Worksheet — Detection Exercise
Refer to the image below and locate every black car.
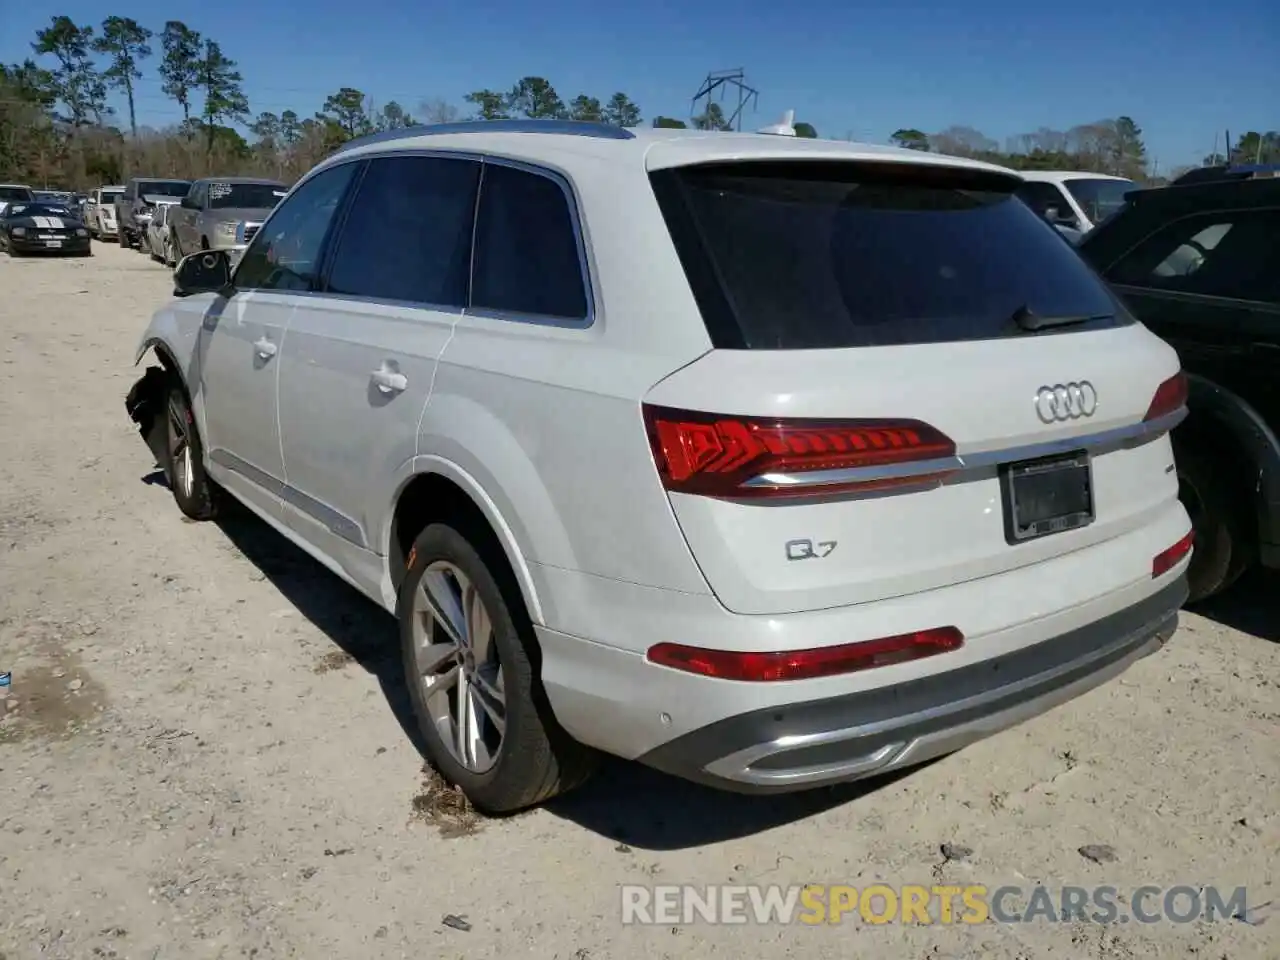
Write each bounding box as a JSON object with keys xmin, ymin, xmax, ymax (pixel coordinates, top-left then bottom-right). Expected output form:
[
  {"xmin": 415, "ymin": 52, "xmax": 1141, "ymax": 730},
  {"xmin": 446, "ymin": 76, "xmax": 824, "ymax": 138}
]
[
  {"xmin": 1078, "ymin": 175, "xmax": 1280, "ymax": 601},
  {"xmin": 0, "ymin": 200, "xmax": 92, "ymax": 257}
]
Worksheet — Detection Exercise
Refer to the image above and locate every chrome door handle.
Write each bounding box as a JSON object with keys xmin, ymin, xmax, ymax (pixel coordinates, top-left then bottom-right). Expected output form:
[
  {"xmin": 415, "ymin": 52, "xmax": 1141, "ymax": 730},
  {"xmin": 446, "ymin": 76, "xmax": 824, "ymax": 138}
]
[
  {"xmin": 371, "ymin": 367, "xmax": 407, "ymax": 394},
  {"xmin": 254, "ymin": 337, "xmax": 277, "ymax": 359}
]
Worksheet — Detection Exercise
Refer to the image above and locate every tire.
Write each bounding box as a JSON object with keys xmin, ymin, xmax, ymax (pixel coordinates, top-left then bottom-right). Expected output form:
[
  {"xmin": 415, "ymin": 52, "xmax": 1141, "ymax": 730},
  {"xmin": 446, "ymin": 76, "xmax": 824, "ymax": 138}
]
[
  {"xmin": 398, "ymin": 523, "xmax": 595, "ymax": 814},
  {"xmin": 163, "ymin": 379, "xmax": 220, "ymax": 521},
  {"xmin": 1175, "ymin": 437, "xmax": 1253, "ymax": 602}
]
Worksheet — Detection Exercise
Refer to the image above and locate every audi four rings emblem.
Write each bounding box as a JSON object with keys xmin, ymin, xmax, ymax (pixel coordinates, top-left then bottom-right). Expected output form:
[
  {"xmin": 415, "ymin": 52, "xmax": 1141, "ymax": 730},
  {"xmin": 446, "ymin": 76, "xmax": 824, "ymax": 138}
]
[{"xmin": 1035, "ymin": 381, "xmax": 1098, "ymax": 423}]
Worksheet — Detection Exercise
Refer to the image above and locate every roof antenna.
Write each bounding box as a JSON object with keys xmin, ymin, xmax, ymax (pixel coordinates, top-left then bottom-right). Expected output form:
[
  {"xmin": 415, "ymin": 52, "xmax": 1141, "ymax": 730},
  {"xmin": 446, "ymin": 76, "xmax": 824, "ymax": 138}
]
[{"xmin": 758, "ymin": 109, "xmax": 797, "ymax": 137}]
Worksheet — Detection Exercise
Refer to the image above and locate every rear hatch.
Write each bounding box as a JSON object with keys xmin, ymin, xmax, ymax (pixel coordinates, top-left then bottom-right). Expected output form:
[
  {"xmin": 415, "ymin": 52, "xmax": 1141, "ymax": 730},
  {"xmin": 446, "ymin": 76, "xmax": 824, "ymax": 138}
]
[{"xmin": 643, "ymin": 157, "xmax": 1184, "ymax": 615}]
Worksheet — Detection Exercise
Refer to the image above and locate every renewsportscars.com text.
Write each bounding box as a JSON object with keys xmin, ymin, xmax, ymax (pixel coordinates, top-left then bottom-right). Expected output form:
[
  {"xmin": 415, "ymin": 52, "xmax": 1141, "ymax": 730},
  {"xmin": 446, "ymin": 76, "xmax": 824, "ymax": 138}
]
[{"xmin": 620, "ymin": 884, "xmax": 1250, "ymax": 926}]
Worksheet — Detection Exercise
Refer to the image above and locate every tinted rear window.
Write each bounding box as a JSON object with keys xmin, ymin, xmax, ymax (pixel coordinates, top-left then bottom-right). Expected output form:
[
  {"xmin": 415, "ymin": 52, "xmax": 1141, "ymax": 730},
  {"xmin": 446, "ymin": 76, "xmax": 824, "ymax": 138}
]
[{"xmin": 651, "ymin": 161, "xmax": 1126, "ymax": 349}]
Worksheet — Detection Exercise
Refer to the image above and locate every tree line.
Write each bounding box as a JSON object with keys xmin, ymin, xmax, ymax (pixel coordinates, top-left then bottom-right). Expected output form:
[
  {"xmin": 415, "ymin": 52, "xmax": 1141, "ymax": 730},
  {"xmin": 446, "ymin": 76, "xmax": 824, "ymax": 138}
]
[
  {"xmin": 2, "ymin": 15, "xmax": 664, "ymax": 188},
  {"xmin": 5, "ymin": 14, "xmax": 1273, "ymax": 191},
  {"xmin": 889, "ymin": 121, "xmax": 1280, "ymax": 184}
]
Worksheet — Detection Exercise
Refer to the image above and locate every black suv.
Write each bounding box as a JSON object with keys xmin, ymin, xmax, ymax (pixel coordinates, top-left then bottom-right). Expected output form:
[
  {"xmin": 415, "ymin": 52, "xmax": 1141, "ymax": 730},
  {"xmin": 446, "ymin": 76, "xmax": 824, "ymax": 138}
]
[{"xmin": 1078, "ymin": 175, "xmax": 1280, "ymax": 602}]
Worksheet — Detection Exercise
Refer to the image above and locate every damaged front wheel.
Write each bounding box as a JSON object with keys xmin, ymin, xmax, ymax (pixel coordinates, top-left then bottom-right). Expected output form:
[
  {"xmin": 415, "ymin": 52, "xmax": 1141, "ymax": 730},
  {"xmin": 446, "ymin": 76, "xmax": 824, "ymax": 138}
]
[{"xmin": 164, "ymin": 382, "xmax": 221, "ymax": 521}]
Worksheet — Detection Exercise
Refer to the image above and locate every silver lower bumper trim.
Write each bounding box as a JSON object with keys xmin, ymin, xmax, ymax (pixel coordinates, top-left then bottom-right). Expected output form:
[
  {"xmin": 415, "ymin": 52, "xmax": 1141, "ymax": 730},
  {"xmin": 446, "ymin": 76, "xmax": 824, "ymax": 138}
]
[{"xmin": 703, "ymin": 612, "xmax": 1177, "ymax": 788}]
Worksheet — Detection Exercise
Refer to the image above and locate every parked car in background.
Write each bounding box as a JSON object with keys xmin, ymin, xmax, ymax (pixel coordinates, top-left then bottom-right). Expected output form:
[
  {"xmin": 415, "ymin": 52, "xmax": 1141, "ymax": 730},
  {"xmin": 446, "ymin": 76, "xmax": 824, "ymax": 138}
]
[
  {"xmin": 115, "ymin": 177, "xmax": 191, "ymax": 249},
  {"xmin": 1171, "ymin": 163, "xmax": 1280, "ymax": 186},
  {"xmin": 85, "ymin": 185, "xmax": 125, "ymax": 240},
  {"xmin": 0, "ymin": 198, "xmax": 91, "ymax": 257},
  {"xmin": 127, "ymin": 121, "xmax": 1191, "ymax": 814},
  {"xmin": 1078, "ymin": 173, "xmax": 1280, "ymax": 601},
  {"xmin": 1015, "ymin": 171, "xmax": 1135, "ymax": 234},
  {"xmin": 169, "ymin": 177, "xmax": 288, "ymax": 262},
  {"xmin": 145, "ymin": 201, "xmax": 180, "ymax": 265},
  {"xmin": 0, "ymin": 183, "xmax": 35, "ymax": 217}
]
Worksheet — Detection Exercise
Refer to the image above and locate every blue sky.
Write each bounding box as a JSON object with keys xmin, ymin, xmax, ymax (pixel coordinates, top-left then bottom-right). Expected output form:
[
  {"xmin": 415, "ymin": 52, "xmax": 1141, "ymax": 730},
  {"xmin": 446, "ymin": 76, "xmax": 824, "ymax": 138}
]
[{"xmin": 3, "ymin": 0, "xmax": 1276, "ymax": 169}]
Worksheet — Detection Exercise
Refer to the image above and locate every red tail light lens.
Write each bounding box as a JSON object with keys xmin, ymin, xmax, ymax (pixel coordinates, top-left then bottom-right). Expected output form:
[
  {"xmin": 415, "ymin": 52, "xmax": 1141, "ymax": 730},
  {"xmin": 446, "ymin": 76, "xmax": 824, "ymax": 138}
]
[
  {"xmin": 643, "ymin": 405, "xmax": 957, "ymax": 499},
  {"xmin": 1144, "ymin": 372, "xmax": 1188, "ymax": 422},
  {"xmin": 1152, "ymin": 530, "xmax": 1194, "ymax": 578},
  {"xmin": 647, "ymin": 628, "xmax": 964, "ymax": 682}
]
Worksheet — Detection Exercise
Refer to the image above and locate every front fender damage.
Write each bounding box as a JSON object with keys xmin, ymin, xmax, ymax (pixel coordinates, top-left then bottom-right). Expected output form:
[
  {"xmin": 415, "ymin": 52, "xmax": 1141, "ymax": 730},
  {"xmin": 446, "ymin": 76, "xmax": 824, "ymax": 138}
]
[{"xmin": 126, "ymin": 365, "xmax": 171, "ymax": 474}]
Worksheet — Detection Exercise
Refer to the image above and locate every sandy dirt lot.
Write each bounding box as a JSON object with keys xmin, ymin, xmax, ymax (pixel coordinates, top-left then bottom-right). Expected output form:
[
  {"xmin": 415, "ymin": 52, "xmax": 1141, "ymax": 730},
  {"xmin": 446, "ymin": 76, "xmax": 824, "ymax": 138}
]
[{"xmin": 0, "ymin": 243, "xmax": 1276, "ymax": 959}]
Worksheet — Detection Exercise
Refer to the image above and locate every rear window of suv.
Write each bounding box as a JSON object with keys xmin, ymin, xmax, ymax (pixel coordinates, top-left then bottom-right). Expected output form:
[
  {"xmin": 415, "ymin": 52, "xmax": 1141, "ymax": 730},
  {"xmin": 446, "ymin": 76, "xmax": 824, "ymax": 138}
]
[{"xmin": 651, "ymin": 160, "xmax": 1126, "ymax": 349}]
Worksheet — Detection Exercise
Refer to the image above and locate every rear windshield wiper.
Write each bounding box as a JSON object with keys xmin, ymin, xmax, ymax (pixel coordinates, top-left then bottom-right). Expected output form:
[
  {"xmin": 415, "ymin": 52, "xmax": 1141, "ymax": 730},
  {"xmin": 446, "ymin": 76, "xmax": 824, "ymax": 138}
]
[{"xmin": 1010, "ymin": 305, "xmax": 1113, "ymax": 333}]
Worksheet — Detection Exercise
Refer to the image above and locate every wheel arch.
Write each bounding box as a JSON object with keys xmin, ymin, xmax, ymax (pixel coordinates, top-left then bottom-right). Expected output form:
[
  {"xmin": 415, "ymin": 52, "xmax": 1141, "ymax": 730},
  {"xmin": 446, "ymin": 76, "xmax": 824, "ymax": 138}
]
[
  {"xmin": 1182, "ymin": 373, "xmax": 1280, "ymax": 560},
  {"xmin": 386, "ymin": 458, "xmax": 544, "ymax": 624}
]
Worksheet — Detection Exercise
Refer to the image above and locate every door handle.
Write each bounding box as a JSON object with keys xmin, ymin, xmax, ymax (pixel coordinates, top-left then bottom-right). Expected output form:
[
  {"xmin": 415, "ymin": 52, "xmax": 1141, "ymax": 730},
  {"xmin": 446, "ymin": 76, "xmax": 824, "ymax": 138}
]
[
  {"xmin": 371, "ymin": 366, "xmax": 407, "ymax": 394},
  {"xmin": 1251, "ymin": 341, "xmax": 1280, "ymax": 353},
  {"xmin": 254, "ymin": 337, "xmax": 277, "ymax": 359}
]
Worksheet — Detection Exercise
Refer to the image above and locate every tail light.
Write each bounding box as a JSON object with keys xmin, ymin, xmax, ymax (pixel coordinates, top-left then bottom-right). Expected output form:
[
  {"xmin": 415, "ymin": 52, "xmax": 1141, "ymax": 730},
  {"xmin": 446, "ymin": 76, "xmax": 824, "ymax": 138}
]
[
  {"xmin": 647, "ymin": 628, "xmax": 964, "ymax": 682},
  {"xmin": 643, "ymin": 405, "xmax": 957, "ymax": 500},
  {"xmin": 1152, "ymin": 530, "xmax": 1193, "ymax": 578},
  {"xmin": 1144, "ymin": 372, "xmax": 1188, "ymax": 421}
]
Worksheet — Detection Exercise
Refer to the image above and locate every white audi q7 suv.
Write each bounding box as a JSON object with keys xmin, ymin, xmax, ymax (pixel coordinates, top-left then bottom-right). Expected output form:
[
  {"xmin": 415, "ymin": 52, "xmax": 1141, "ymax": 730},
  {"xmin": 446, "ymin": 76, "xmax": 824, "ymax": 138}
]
[{"xmin": 127, "ymin": 120, "xmax": 1193, "ymax": 813}]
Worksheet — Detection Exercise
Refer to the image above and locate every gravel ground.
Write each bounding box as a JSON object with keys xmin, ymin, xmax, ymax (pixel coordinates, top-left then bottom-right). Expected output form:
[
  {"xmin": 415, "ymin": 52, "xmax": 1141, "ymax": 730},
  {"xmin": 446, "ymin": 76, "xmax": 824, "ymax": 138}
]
[{"xmin": 0, "ymin": 243, "xmax": 1276, "ymax": 960}]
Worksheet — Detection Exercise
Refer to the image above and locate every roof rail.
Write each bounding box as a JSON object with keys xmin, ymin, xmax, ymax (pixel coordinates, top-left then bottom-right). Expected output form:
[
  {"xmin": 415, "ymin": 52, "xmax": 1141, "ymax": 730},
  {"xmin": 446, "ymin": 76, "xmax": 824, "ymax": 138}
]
[{"xmin": 334, "ymin": 119, "xmax": 636, "ymax": 154}]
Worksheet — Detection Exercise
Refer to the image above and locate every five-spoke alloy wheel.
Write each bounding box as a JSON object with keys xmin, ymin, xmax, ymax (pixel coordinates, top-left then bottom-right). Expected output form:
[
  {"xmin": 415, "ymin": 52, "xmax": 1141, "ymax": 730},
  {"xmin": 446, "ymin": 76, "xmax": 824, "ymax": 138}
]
[
  {"xmin": 398, "ymin": 523, "xmax": 595, "ymax": 813},
  {"xmin": 412, "ymin": 560, "xmax": 507, "ymax": 772}
]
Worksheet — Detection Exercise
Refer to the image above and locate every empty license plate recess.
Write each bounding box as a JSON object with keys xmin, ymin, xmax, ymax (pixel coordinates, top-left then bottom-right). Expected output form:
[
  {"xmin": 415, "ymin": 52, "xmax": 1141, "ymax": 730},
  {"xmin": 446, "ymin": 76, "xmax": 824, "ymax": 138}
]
[{"xmin": 1000, "ymin": 452, "xmax": 1094, "ymax": 544}]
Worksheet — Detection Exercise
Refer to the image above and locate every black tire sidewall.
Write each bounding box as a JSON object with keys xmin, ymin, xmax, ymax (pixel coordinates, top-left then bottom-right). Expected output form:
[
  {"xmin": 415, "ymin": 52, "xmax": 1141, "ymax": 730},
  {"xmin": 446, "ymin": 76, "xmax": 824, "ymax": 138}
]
[
  {"xmin": 397, "ymin": 523, "xmax": 552, "ymax": 813},
  {"xmin": 1175, "ymin": 437, "xmax": 1250, "ymax": 602}
]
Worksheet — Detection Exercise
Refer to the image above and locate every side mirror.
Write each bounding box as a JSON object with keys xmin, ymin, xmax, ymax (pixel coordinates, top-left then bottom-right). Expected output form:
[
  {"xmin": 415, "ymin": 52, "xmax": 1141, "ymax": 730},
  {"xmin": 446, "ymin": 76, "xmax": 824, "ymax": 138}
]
[
  {"xmin": 1044, "ymin": 205, "xmax": 1079, "ymax": 229},
  {"xmin": 174, "ymin": 250, "xmax": 232, "ymax": 298},
  {"xmin": 180, "ymin": 196, "xmax": 198, "ymax": 209}
]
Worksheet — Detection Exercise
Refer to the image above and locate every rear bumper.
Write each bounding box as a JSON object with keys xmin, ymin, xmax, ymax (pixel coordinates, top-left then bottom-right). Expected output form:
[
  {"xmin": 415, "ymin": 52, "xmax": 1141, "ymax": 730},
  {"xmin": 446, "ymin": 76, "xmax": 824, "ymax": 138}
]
[{"xmin": 635, "ymin": 577, "xmax": 1184, "ymax": 792}]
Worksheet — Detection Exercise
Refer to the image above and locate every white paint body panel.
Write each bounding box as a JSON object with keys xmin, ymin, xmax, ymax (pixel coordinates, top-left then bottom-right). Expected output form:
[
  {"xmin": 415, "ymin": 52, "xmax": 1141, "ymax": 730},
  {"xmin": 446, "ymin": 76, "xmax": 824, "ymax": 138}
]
[
  {"xmin": 646, "ymin": 324, "xmax": 1182, "ymax": 614},
  {"xmin": 133, "ymin": 126, "xmax": 1190, "ymax": 769}
]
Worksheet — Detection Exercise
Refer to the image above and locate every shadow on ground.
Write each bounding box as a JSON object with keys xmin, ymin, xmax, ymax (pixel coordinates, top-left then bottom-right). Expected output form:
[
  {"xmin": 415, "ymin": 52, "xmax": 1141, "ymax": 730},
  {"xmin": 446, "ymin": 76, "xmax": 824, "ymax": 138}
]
[
  {"xmin": 1190, "ymin": 568, "xmax": 1280, "ymax": 642},
  {"xmin": 184, "ymin": 496, "xmax": 898, "ymax": 847},
  {"xmin": 544, "ymin": 759, "xmax": 919, "ymax": 850},
  {"xmin": 212, "ymin": 503, "xmax": 424, "ymax": 756}
]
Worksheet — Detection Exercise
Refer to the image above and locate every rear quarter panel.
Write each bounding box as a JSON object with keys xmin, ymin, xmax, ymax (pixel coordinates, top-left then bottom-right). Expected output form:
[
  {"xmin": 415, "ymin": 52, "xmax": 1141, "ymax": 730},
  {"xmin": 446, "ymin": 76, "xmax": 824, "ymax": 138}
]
[{"xmin": 414, "ymin": 155, "xmax": 719, "ymax": 628}]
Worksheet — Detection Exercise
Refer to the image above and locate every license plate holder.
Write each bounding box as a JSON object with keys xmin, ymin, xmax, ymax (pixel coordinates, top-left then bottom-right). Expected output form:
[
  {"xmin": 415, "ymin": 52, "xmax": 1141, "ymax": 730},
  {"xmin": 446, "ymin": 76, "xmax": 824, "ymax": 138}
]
[{"xmin": 1000, "ymin": 452, "xmax": 1094, "ymax": 544}]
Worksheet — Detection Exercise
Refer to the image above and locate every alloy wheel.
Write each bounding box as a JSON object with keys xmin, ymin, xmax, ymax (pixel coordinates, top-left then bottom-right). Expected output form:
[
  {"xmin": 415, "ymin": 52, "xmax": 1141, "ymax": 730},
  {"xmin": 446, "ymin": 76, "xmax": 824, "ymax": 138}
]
[
  {"xmin": 166, "ymin": 397, "xmax": 194, "ymax": 501},
  {"xmin": 411, "ymin": 560, "xmax": 506, "ymax": 773}
]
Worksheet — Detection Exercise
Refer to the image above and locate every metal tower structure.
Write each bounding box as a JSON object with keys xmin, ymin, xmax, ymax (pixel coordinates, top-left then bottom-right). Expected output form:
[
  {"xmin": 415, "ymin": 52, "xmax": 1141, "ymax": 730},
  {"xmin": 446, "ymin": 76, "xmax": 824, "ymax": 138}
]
[{"xmin": 690, "ymin": 69, "xmax": 759, "ymax": 132}]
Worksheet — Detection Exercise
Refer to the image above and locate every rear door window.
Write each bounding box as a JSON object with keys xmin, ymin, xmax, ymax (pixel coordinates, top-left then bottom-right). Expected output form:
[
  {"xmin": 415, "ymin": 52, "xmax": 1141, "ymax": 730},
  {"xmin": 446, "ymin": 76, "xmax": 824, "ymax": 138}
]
[
  {"xmin": 471, "ymin": 162, "xmax": 589, "ymax": 321},
  {"xmin": 325, "ymin": 155, "xmax": 480, "ymax": 307},
  {"xmin": 651, "ymin": 161, "xmax": 1124, "ymax": 349},
  {"xmin": 1106, "ymin": 209, "xmax": 1280, "ymax": 304}
]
